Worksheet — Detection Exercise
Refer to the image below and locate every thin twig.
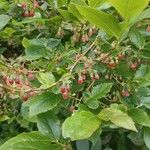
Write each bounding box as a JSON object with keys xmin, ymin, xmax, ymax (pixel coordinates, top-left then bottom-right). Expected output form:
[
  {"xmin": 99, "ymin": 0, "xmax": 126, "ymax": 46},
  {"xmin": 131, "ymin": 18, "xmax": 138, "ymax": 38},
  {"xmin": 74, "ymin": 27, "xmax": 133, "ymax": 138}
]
[
  {"xmin": 69, "ymin": 36, "xmax": 99, "ymax": 73},
  {"xmin": 98, "ymin": 101, "xmax": 108, "ymax": 108},
  {"xmin": 24, "ymin": 73, "xmax": 72, "ymax": 93},
  {"xmin": 112, "ymin": 75, "xmax": 124, "ymax": 87},
  {"xmin": 29, "ymin": 0, "xmax": 50, "ymax": 17},
  {"xmin": 136, "ymin": 104, "xmax": 143, "ymax": 108},
  {"xmin": 87, "ymin": 80, "xmax": 95, "ymax": 91}
]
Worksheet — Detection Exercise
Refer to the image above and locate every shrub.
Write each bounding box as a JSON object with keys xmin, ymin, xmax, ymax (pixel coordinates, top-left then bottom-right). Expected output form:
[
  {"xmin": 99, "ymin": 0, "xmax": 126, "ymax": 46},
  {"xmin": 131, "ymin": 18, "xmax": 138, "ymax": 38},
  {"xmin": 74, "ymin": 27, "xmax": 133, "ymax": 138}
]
[{"xmin": 0, "ymin": 0, "xmax": 150, "ymax": 150}]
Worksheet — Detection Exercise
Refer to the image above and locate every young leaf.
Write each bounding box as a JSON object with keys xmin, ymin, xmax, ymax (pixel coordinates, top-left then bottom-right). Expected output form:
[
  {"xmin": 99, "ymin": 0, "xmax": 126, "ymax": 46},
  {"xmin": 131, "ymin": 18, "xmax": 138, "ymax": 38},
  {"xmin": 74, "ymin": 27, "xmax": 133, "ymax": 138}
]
[
  {"xmin": 37, "ymin": 111, "xmax": 61, "ymax": 140},
  {"xmin": 128, "ymin": 109, "xmax": 150, "ymax": 127},
  {"xmin": 98, "ymin": 108, "xmax": 137, "ymax": 132},
  {"xmin": 24, "ymin": 92, "xmax": 61, "ymax": 117},
  {"xmin": 0, "ymin": 132, "xmax": 63, "ymax": 150},
  {"xmin": 62, "ymin": 111, "xmax": 100, "ymax": 141},
  {"xmin": 144, "ymin": 128, "xmax": 150, "ymax": 149},
  {"xmin": 76, "ymin": 5, "xmax": 122, "ymax": 38},
  {"xmin": 109, "ymin": 0, "xmax": 149, "ymax": 21},
  {"xmin": 0, "ymin": 15, "xmax": 10, "ymax": 30}
]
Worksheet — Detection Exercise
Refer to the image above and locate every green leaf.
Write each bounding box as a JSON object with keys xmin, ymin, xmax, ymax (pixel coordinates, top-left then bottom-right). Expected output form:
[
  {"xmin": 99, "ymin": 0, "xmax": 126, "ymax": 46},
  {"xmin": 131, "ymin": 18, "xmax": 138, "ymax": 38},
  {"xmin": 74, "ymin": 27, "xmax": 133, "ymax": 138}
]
[
  {"xmin": 91, "ymin": 137, "xmax": 102, "ymax": 150},
  {"xmin": 87, "ymin": 83, "xmax": 113, "ymax": 100},
  {"xmin": 129, "ymin": 28, "xmax": 145, "ymax": 49},
  {"xmin": 98, "ymin": 108, "xmax": 116, "ymax": 121},
  {"xmin": 71, "ymin": 0, "xmax": 87, "ymax": 5},
  {"xmin": 57, "ymin": 0, "xmax": 68, "ymax": 8},
  {"xmin": 85, "ymin": 83, "xmax": 113, "ymax": 109},
  {"xmin": 22, "ymin": 38, "xmax": 47, "ymax": 60},
  {"xmin": 22, "ymin": 38, "xmax": 61, "ymax": 60},
  {"xmin": 88, "ymin": 0, "xmax": 107, "ymax": 8},
  {"xmin": 140, "ymin": 97, "xmax": 150, "ymax": 110},
  {"xmin": 21, "ymin": 103, "xmax": 30, "ymax": 120},
  {"xmin": 76, "ymin": 5, "xmax": 121, "ymax": 38},
  {"xmin": 46, "ymin": 38, "xmax": 61, "ymax": 49},
  {"xmin": 141, "ymin": 49, "xmax": 150, "ymax": 59},
  {"xmin": 0, "ymin": 0, "xmax": 9, "ymax": 10},
  {"xmin": 89, "ymin": 128, "xmax": 102, "ymax": 145},
  {"xmin": 0, "ymin": 132, "xmax": 62, "ymax": 150},
  {"xmin": 134, "ymin": 65, "xmax": 149, "ymax": 79},
  {"xmin": 0, "ymin": 27, "xmax": 16, "ymax": 37},
  {"xmin": 37, "ymin": 111, "xmax": 61, "ymax": 140},
  {"xmin": 98, "ymin": 108, "xmax": 137, "ymax": 132},
  {"xmin": 128, "ymin": 132, "xmax": 144, "ymax": 146},
  {"xmin": 109, "ymin": 0, "xmax": 149, "ymax": 21},
  {"xmin": 141, "ymin": 43, "xmax": 150, "ymax": 59},
  {"xmin": 24, "ymin": 92, "xmax": 61, "ymax": 117},
  {"xmin": 25, "ymin": 45, "xmax": 47, "ymax": 60},
  {"xmin": 22, "ymin": 37, "xmax": 31, "ymax": 48},
  {"xmin": 110, "ymin": 113, "xmax": 137, "ymax": 132},
  {"xmin": 134, "ymin": 65, "xmax": 150, "ymax": 87},
  {"xmin": 128, "ymin": 109, "xmax": 150, "ymax": 127},
  {"xmin": 76, "ymin": 140, "xmax": 90, "ymax": 150},
  {"xmin": 48, "ymin": 0, "xmax": 68, "ymax": 8},
  {"xmin": 62, "ymin": 111, "xmax": 100, "ymax": 141},
  {"xmin": 138, "ymin": 87, "xmax": 150, "ymax": 97},
  {"xmin": 37, "ymin": 72, "xmax": 55, "ymax": 89},
  {"xmin": 86, "ymin": 100, "xmax": 99, "ymax": 109},
  {"xmin": 0, "ymin": 60, "xmax": 8, "ymax": 71},
  {"xmin": 144, "ymin": 128, "xmax": 150, "ymax": 149},
  {"xmin": 68, "ymin": 3, "xmax": 84, "ymax": 20},
  {"xmin": 58, "ymin": 9, "xmax": 78, "ymax": 21},
  {"xmin": 68, "ymin": 0, "xmax": 87, "ymax": 20},
  {"xmin": 0, "ymin": 15, "xmax": 10, "ymax": 30},
  {"xmin": 131, "ymin": 8, "xmax": 150, "ymax": 24},
  {"xmin": 0, "ymin": 115, "xmax": 9, "ymax": 122}
]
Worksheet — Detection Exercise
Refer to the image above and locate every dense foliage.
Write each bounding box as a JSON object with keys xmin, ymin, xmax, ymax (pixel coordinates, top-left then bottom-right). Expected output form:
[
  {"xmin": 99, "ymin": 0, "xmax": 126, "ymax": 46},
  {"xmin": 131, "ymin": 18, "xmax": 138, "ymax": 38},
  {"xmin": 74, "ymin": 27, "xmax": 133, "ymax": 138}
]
[{"xmin": 0, "ymin": 0, "xmax": 150, "ymax": 150}]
